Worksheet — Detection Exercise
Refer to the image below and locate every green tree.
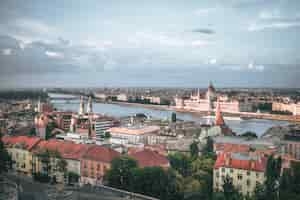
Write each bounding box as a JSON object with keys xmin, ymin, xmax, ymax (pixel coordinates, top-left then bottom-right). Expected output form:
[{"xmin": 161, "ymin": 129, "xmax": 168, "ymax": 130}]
[
  {"xmin": 171, "ymin": 112, "xmax": 177, "ymax": 122},
  {"xmin": 105, "ymin": 156, "xmax": 138, "ymax": 190},
  {"xmin": 190, "ymin": 141, "xmax": 199, "ymax": 159},
  {"xmin": 240, "ymin": 131, "xmax": 257, "ymax": 139},
  {"xmin": 129, "ymin": 167, "xmax": 182, "ymax": 200},
  {"xmin": 168, "ymin": 153, "xmax": 192, "ymax": 177},
  {"xmin": 203, "ymin": 136, "xmax": 214, "ymax": 155},
  {"xmin": 57, "ymin": 158, "xmax": 67, "ymax": 172},
  {"xmin": 29, "ymin": 128, "xmax": 36, "ymax": 136},
  {"xmin": 252, "ymin": 183, "xmax": 266, "ymax": 200},
  {"xmin": 0, "ymin": 133, "xmax": 11, "ymax": 174},
  {"xmin": 265, "ymin": 156, "xmax": 281, "ymax": 200},
  {"xmin": 222, "ymin": 175, "xmax": 242, "ymax": 200}
]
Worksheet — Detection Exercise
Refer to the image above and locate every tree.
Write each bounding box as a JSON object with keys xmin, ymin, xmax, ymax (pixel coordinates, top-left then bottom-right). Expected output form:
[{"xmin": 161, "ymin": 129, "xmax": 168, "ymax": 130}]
[
  {"xmin": 129, "ymin": 167, "xmax": 182, "ymax": 200},
  {"xmin": 171, "ymin": 112, "xmax": 177, "ymax": 122},
  {"xmin": 279, "ymin": 162, "xmax": 300, "ymax": 199},
  {"xmin": 0, "ymin": 133, "xmax": 11, "ymax": 174},
  {"xmin": 240, "ymin": 131, "xmax": 257, "ymax": 139},
  {"xmin": 105, "ymin": 156, "xmax": 138, "ymax": 190},
  {"xmin": 57, "ymin": 158, "xmax": 67, "ymax": 172},
  {"xmin": 168, "ymin": 153, "xmax": 192, "ymax": 177},
  {"xmin": 104, "ymin": 131, "xmax": 111, "ymax": 139},
  {"xmin": 265, "ymin": 155, "xmax": 281, "ymax": 200},
  {"xmin": 252, "ymin": 183, "xmax": 266, "ymax": 200},
  {"xmin": 203, "ymin": 136, "xmax": 214, "ymax": 155},
  {"xmin": 222, "ymin": 175, "xmax": 242, "ymax": 200},
  {"xmin": 29, "ymin": 128, "xmax": 36, "ymax": 136},
  {"xmin": 190, "ymin": 141, "xmax": 199, "ymax": 159}
]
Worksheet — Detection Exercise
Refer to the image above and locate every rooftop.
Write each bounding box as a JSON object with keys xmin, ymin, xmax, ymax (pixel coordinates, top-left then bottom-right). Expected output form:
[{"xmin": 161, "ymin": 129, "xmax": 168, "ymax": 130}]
[
  {"xmin": 108, "ymin": 125, "xmax": 160, "ymax": 135},
  {"xmin": 214, "ymin": 152, "xmax": 267, "ymax": 172},
  {"xmin": 3, "ymin": 136, "xmax": 41, "ymax": 150},
  {"xmin": 82, "ymin": 145, "xmax": 120, "ymax": 163},
  {"xmin": 129, "ymin": 149, "xmax": 169, "ymax": 168}
]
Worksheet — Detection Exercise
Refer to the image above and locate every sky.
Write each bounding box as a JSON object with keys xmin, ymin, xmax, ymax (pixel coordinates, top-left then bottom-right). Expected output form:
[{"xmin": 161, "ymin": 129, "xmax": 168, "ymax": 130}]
[{"xmin": 0, "ymin": 0, "xmax": 300, "ymax": 88}]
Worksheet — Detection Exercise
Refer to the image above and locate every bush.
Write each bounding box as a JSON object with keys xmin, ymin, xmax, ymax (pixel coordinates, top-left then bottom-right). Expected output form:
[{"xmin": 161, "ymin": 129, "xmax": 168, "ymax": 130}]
[{"xmin": 33, "ymin": 172, "xmax": 50, "ymax": 183}]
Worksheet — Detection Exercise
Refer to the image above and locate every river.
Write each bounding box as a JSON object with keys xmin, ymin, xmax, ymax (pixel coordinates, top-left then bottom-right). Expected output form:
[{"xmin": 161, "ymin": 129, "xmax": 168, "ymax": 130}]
[{"xmin": 51, "ymin": 98, "xmax": 289, "ymax": 137}]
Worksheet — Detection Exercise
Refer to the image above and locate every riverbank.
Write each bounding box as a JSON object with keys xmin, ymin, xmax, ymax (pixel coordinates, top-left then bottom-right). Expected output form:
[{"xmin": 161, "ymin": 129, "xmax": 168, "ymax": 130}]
[{"xmin": 106, "ymin": 101, "xmax": 300, "ymax": 123}]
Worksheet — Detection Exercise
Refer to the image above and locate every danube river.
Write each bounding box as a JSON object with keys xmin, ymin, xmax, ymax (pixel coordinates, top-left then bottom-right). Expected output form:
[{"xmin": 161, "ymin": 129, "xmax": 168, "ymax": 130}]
[{"xmin": 51, "ymin": 99, "xmax": 289, "ymax": 137}]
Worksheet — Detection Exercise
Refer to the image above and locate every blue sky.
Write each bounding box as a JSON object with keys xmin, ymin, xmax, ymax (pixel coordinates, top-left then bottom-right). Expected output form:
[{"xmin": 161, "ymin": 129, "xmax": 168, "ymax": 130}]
[{"xmin": 0, "ymin": 0, "xmax": 300, "ymax": 88}]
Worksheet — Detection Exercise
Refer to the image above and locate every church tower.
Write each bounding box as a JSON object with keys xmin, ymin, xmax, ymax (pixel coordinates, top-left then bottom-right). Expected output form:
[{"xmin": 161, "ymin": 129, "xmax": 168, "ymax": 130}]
[
  {"xmin": 215, "ymin": 99, "xmax": 225, "ymax": 126},
  {"xmin": 87, "ymin": 96, "xmax": 93, "ymax": 114},
  {"xmin": 79, "ymin": 96, "xmax": 85, "ymax": 115}
]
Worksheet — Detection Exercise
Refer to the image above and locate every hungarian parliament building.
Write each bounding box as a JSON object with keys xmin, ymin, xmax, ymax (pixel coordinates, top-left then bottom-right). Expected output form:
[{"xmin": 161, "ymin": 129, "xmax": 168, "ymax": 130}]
[{"xmin": 174, "ymin": 83, "xmax": 253, "ymax": 114}]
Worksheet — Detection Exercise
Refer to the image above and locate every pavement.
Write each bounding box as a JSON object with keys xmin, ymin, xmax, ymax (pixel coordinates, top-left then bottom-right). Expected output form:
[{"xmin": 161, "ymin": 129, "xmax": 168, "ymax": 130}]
[{"xmin": 4, "ymin": 172, "xmax": 127, "ymax": 200}]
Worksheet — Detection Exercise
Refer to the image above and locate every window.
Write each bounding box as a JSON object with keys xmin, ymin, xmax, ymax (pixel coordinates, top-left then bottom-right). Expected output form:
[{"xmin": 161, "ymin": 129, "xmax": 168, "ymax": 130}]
[
  {"xmin": 237, "ymin": 174, "xmax": 243, "ymax": 180},
  {"xmin": 230, "ymin": 169, "xmax": 233, "ymax": 173},
  {"xmin": 247, "ymin": 171, "xmax": 251, "ymax": 176},
  {"xmin": 221, "ymin": 168, "xmax": 225, "ymax": 173},
  {"xmin": 256, "ymin": 173, "xmax": 259, "ymax": 178},
  {"xmin": 247, "ymin": 179, "xmax": 251, "ymax": 186},
  {"xmin": 216, "ymin": 172, "xmax": 220, "ymax": 178},
  {"xmin": 97, "ymin": 164, "xmax": 101, "ymax": 171}
]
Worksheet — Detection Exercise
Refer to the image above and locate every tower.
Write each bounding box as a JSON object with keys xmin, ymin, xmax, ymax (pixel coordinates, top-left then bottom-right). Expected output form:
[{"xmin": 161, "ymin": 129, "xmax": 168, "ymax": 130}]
[
  {"xmin": 79, "ymin": 96, "xmax": 85, "ymax": 115},
  {"xmin": 215, "ymin": 99, "xmax": 225, "ymax": 126},
  {"xmin": 37, "ymin": 98, "xmax": 41, "ymax": 113},
  {"xmin": 70, "ymin": 115, "xmax": 77, "ymax": 133},
  {"xmin": 87, "ymin": 96, "xmax": 93, "ymax": 114},
  {"xmin": 197, "ymin": 88, "xmax": 200, "ymax": 101},
  {"xmin": 206, "ymin": 92, "xmax": 213, "ymax": 125},
  {"xmin": 35, "ymin": 114, "xmax": 48, "ymax": 139}
]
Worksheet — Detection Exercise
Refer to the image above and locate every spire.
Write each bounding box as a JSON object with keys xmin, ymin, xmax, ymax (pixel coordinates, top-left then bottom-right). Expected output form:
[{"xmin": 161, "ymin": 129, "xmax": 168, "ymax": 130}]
[
  {"xmin": 206, "ymin": 93, "xmax": 213, "ymax": 125},
  {"xmin": 37, "ymin": 98, "xmax": 41, "ymax": 113},
  {"xmin": 70, "ymin": 115, "xmax": 77, "ymax": 132},
  {"xmin": 87, "ymin": 96, "xmax": 93, "ymax": 113},
  {"xmin": 79, "ymin": 96, "xmax": 85, "ymax": 115},
  {"xmin": 215, "ymin": 98, "xmax": 225, "ymax": 126},
  {"xmin": 197, "ymin": 88, "xmax": 200, "ymax": 100}
]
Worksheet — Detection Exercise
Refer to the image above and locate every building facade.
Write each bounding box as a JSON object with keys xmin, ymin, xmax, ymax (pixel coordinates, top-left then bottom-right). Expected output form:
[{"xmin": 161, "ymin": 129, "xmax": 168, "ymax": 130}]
[
  {"xmin": 3, "ymin": 136, "xmax": 41, "ymax": 175},
  {"xmin": 80, "ymin": 145, "xmax": 120, "ymax": 185},
  {"xmin": 213, "ymin": 152, "xmax": 267, "ymax": 196}
]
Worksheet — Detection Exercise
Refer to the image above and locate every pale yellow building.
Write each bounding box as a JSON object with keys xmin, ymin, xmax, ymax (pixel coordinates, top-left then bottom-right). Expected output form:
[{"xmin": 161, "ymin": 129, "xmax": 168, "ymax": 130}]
[
  {"xmin": 3, "ymin": 136, "xmax": 41, "ymax": 176},
  {"xmin": 213, "ymin": 152, "xmax": 267, "ymax": 196}
]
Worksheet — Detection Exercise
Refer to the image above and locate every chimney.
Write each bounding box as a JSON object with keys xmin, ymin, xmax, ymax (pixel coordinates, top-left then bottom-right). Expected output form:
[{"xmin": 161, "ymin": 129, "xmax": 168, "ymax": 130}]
[
  {"xmin": 225, "ymin": 153, "xmax": 231, "ymax": 166},
  {"xmin": 250, "ymin": 160, "xmax": 255, "ymax": 169}
]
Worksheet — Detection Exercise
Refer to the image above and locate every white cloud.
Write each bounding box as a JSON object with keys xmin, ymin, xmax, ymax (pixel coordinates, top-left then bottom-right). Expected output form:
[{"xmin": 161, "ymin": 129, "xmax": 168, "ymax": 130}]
[
  {"xmin": 2, "ymin": 48, "xmax": 12, "ymax": 55},
  {"xmin": 208, "ymin": 58, "xmax": 217, "ymax": 64},
  {"xmin": 45, "ymin": 51, "xmax": 64, "ymax": 59},
  {"xmin": 248, "ymin": 21, "xmax": 300, "ymax": 31},
  {"xmin": 259, "ymin": 10, "xmax": 281, "ymax": 20},
  {"xmin": 248, "ymin": 62, "xmax": 264, "ymax": 71},
  {"xmin": 191, "ymin": 40, "xmax": 211, "ymax": 47},
  {"xmin": 249, "ymin": 9, "xmax": 300, "ymax": 31},
  {"xmin": 194, "ymin": 8, "xmax": 216, "ymax": 16},
  {"xmin": 16, "ymin": 19, "xmax": 57, "ymax": 34}
]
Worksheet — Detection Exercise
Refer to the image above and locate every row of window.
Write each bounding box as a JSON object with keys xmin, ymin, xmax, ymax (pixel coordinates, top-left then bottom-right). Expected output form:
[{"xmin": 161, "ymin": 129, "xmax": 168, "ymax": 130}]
[{"xmin": 219, "ymin": 168, "xmax": 260, "ymax": 179}]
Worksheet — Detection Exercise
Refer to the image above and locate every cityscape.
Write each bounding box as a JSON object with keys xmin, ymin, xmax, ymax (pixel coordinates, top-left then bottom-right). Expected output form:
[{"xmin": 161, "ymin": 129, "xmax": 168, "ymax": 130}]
[{"xmin": 1, "ymin": 1, "xmax": 300, "ymax": 200}]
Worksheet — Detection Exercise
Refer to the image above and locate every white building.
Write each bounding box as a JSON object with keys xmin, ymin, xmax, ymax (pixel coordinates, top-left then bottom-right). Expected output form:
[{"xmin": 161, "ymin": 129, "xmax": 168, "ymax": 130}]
[{"xmin": 107, "ymin": 125, "xmax": 160, "ymax": 146}]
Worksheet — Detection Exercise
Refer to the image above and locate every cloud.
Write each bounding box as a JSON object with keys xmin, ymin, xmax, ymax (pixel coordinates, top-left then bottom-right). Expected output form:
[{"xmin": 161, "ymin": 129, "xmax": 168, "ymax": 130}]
[
  {"xmin": 249, "ymin": 9, "xmax": 300, "ymax": 31},
  {"xmin": 208, "ymin": 58, "xmax": 217, "ymax": 65},
  {"xmin": 248, "ymin": 21, "xmax": 300, "ymax": 31},
  {"xmin": 45, "ymin": 51, "xmax": 64, "ymax": 59},
  {"xmin": 192, "ymin": 28, "xmax": 215, "ymax": 34},
  {"xmin": 248, "ymin": 62, "xmax": 265, "ymax": 71},
  {"xmin": 2, "ymin": 48, "xmax": 12, "ymax": 55},
  {"xmin": 194, "ymin": 8, "xmax": 216, "ymax": 16}
]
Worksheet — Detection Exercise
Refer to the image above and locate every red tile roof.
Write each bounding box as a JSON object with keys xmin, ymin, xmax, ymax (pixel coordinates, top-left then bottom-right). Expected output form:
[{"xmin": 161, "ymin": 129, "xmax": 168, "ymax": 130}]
[
  {"xmin": 33, "ymin": 139, "xmax": 89, "ymax": 160},
  {"xmin": 82, "ymin": 145, "xmax": 120, "ymax": 163},
  {"xmin": 214, "ymin": 152, "xmax": 267, "ymax": 172},
  {"xmin": 2, "ymin": 136, "xmax": 41, "ymax": 151},
  {"xmin": 129, "ymin": 149, "xmax": 170, "ymax": 168}
]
